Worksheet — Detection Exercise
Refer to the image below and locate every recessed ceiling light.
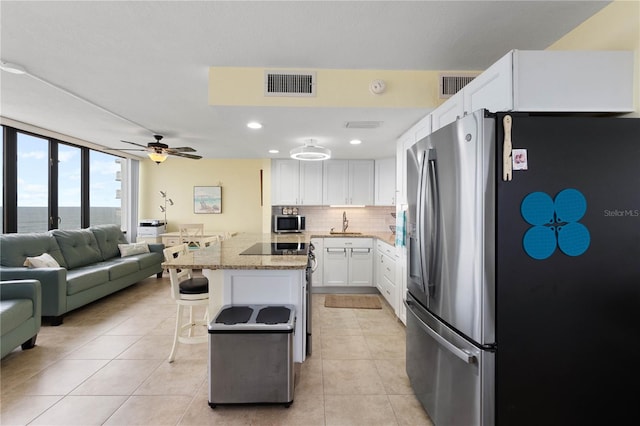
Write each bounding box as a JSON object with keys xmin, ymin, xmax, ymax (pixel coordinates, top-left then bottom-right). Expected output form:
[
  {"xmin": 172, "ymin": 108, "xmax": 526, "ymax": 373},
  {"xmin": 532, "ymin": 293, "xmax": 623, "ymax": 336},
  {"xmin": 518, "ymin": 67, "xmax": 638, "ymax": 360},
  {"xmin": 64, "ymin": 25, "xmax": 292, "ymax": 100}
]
[
  {"xmin": 350, "ymin": 139, "xmax": 362, "ymax": 145},
  {"xmin": 268, "ymin": 149, "xmax": 279, "ymax": 154},
  {"xmin": 247, "ymin": 121, "xmax": 262, "ymax": 129}
]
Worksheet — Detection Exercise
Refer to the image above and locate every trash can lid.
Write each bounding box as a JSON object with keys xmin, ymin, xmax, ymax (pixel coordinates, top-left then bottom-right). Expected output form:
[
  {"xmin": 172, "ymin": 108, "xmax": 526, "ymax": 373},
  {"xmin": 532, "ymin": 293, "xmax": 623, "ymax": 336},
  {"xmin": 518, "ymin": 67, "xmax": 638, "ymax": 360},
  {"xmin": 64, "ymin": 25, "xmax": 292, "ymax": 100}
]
[
  {"xmin": 256, "ymin": 306, "xmax": 291, "ymax": 324},
  {"xmin": 214, "ymin": 306, "xmax": 254, "ymax": 325}
]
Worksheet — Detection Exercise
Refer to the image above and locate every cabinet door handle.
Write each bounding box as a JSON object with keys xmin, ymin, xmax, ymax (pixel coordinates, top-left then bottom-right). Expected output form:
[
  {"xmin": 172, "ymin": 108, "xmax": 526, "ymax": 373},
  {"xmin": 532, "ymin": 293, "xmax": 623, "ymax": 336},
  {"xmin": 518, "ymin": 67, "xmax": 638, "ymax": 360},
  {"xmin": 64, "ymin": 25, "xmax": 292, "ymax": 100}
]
[{"xmin": 326, "ymin": 248, "xmax": 346, "ymax": 253}]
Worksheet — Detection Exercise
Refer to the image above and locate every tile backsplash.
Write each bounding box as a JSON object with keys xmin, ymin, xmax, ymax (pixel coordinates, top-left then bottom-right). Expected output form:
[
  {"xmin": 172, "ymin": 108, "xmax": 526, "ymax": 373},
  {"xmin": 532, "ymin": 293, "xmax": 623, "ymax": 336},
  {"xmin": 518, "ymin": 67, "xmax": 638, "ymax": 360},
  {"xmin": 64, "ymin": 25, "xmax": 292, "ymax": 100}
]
[{"xmin": 272, "ymin": 206, "xmax": 395, "ymax": 233}]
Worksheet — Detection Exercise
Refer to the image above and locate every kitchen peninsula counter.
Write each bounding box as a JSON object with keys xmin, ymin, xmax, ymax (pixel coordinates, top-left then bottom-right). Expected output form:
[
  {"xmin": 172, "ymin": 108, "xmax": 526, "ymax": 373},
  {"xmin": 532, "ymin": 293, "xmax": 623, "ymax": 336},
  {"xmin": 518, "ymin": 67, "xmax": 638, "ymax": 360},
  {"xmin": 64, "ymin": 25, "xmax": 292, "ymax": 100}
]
[
  {"xmin": 162, "ymin": 232, "xmax": 309, "ymax": 362},
  {"xmin": 162, "ymin": 233, "xmax": 309, "ymax": 271}
]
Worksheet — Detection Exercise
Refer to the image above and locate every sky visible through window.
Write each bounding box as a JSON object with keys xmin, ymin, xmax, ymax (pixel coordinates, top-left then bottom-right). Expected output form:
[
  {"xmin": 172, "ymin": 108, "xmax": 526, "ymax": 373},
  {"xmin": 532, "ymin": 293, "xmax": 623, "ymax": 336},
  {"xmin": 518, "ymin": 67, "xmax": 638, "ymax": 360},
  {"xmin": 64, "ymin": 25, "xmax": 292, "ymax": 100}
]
[{"xmin": 17, "ymin": 133, "xmax": 121, "ymax": 208}]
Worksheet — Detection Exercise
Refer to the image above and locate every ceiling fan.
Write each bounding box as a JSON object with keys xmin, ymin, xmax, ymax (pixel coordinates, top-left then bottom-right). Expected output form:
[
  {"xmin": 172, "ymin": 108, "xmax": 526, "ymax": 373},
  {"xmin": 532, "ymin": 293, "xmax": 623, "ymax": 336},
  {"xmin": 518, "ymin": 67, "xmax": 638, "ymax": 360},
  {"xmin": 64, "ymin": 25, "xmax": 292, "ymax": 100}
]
[{"xmin": 112, "ymin": 134, "xmax": 202, "ymax": 163}]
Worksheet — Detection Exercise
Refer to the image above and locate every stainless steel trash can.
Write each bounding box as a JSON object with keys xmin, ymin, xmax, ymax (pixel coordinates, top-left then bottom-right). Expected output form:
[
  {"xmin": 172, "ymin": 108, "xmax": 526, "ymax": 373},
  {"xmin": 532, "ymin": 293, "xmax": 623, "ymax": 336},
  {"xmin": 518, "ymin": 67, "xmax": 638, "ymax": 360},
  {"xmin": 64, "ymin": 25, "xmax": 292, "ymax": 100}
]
[{"xmin": 208, "ymin": 304, "xmax": 295, "ymax": 408}]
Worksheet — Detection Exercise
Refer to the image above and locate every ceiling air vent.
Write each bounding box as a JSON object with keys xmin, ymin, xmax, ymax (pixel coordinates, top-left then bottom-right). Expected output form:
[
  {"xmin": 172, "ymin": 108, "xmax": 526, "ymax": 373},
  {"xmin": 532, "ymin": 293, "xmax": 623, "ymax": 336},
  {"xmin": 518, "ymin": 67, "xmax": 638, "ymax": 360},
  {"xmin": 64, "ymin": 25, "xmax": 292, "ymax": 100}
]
[
  {"xmin": 439, "ymin": 73, "xmax": 479, "ymax": 99},
  {"xmin": 345, "ymin": 121, "xmax": 382, "ymax": 129},
  {"xmin": 265, "ymin": 70, "xmax": 316, "ymax": 97}
]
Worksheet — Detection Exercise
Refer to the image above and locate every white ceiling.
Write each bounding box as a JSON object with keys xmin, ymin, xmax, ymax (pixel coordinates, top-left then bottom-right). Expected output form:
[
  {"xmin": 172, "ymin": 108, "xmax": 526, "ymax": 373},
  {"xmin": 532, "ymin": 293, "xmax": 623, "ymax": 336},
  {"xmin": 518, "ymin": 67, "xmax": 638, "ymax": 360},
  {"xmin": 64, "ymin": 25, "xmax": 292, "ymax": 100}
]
[{"xmin": 0, "ymin": 0, "xmax": 610, "ymax": 161}]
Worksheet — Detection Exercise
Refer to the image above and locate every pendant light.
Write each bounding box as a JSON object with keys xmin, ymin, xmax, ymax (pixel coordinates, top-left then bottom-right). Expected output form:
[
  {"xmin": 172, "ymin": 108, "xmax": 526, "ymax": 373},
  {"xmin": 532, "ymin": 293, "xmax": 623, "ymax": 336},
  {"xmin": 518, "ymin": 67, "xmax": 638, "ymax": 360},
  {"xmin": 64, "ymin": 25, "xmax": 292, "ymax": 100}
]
[{"xmin": 290, "ymin": 139, "xmax": 331, "ymax": 161}]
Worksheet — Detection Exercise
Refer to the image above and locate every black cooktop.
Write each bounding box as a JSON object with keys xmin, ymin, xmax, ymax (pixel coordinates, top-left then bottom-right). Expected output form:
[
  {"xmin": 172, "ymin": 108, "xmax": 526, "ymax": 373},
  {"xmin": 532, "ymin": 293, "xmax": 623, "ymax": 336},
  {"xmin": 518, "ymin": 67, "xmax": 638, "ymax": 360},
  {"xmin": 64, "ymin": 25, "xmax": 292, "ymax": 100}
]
[{"xmin": 239, "ymin": 242, "xmax": 308, "ymax": 256}]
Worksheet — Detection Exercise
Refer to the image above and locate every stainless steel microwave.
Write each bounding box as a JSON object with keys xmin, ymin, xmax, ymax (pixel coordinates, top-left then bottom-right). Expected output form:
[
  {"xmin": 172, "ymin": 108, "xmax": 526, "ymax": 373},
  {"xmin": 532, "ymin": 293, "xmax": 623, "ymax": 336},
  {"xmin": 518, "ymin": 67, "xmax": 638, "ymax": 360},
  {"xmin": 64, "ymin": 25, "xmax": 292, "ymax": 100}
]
[{"xmin": 272, "ymin": 215, "xmax": 305, "ymax": 233}]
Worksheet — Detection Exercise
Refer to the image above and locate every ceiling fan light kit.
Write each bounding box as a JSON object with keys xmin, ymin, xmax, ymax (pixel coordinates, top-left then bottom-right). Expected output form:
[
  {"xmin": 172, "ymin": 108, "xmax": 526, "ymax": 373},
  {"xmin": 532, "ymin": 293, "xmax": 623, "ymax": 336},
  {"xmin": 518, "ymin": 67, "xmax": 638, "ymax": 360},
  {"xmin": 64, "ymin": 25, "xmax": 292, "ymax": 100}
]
[
  {"xmin": 290, "ymin": 140, "xmax": 331, "ymax": 161},
  {"xmin": 148, "ymin": 151, "xmax": 169, "ymax": 164}
]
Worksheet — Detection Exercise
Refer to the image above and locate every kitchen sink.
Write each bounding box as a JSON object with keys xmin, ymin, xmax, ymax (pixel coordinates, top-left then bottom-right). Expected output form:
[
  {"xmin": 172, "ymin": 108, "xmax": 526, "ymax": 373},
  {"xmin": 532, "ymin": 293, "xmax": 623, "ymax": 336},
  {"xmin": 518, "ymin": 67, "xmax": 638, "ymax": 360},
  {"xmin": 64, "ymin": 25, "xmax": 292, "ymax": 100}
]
[{"xmin": 328, "ymin": 231, "xmax": 362, "ymax": 235}]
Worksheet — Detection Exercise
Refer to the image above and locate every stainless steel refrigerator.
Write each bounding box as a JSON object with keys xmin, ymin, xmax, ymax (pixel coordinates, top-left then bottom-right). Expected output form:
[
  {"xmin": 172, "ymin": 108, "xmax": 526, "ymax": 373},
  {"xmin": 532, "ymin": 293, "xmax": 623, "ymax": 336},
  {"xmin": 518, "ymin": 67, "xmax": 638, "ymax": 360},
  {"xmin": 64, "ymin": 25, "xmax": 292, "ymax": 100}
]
[{"xmin": 405, "ymin": 109, "xmax": 639, "ymax": 426}]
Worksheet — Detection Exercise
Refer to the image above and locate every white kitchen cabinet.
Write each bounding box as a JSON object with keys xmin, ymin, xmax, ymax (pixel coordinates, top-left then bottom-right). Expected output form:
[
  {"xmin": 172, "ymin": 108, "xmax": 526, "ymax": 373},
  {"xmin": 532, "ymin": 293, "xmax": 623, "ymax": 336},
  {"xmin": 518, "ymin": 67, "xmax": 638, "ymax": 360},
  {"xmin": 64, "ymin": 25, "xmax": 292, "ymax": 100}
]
[
  {"xmin": 396, "ymin": 130, "xmax": 417, "ymax": 207},
  {"xmin": 376, "ymin": 240, "xmax": 397, "ymax": 311},
  {"xmin": 374, "ymin": 157, "xmax": 396, "ymax": 206},
  {"xmin": 462, "ymin": 49, "xmax": 634, "ymax": 114},
  {"xmin": 413, "ymin": 114, "xmax": 432, "ymax": 142},
  {"xmin": 272, "ymin": 159, "xmax": 299, "ymax": 205},
  {"xmin": 299, "ymin": 162, "xmax": 323, "ymax": 205},
  {"xmin": 462, "ymin": 50, "xmax": 513, "ymax": 114},
  {"xmin": 271, "ymin": 159, "xmax": 323, "ymax": 205},
  {"xmin": 349, "ymin": 161, "xmax": 375, "ymax": 206},
  {"xmin": 323, "ymin": 160, "xmax": 374, "ymax": 205},
  {"xmin": 323, "ymin": 238, "xmax": 373, "ymax": 286},
  {"xmin": 322, "ymin": 160, "xmax": 349, "ymax": 206},
  {"xmin": 431, "ymin": 90, "xmax": 464, "ymax": 132},
  {"xmin": 429, "ymin": 50, "xmax": 634, "ymax": 134},
  {"xmin": 323, "ymin": 246, "xmax": 349, "ymax": 286},
  {"xmin": 396, "ymin": 246, "xmax": 407, "ymax": 325}
]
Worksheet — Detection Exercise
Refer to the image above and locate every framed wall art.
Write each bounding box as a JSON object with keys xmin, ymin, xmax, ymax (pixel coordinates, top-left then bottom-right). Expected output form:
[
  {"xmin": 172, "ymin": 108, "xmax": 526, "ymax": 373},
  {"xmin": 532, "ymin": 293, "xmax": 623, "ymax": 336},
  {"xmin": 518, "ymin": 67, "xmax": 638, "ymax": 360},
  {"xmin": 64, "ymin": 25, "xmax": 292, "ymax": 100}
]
[{"xmin": 194, "ymin": 186, "xmax": 222, "ymax": 214}]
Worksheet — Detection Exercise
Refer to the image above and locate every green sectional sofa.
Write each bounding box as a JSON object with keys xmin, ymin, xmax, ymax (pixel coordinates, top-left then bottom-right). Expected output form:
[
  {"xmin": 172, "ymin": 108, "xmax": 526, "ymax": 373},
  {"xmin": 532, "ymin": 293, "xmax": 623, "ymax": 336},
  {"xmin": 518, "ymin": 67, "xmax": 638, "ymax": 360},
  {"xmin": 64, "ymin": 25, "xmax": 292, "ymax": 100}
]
[
  {"xmin": 0, "ymin": 279, "xmax": 41, "ymax": 359},
  {"xmin": 0, "ymin": 225, "xmax": 164, "ymax": 325}
]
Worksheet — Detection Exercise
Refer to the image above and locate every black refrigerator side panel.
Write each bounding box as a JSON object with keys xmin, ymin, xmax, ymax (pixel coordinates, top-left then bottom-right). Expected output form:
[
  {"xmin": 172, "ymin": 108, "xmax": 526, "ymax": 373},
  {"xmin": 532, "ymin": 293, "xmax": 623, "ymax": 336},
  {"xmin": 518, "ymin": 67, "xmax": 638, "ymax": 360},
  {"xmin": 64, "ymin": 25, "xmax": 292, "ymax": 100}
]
[{"xmin": 494, "ymin": 114, "xmax": 640, "ymax": 426}]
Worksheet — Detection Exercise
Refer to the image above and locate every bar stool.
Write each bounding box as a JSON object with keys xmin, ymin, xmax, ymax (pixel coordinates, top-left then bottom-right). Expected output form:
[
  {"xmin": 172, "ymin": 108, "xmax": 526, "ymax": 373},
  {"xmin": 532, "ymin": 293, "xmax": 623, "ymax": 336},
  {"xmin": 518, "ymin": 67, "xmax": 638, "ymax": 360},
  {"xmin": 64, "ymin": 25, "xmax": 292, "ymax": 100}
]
[
  {"xmin": 178, "ymin": 223, "xmax": 204, "ymax": 249},
  {"xmin": 163, "ymin": 243, "xmax": 209, "ymax": 363}
]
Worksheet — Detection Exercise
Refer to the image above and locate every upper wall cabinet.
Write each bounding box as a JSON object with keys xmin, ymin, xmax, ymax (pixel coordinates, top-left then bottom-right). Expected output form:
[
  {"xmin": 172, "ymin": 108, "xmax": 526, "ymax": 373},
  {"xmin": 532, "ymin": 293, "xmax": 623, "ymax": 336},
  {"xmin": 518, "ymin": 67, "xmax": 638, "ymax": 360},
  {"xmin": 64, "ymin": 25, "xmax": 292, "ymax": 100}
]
[
  {"xmin": 272, "ymin": 159, "xmax": 323, "ymax": 205},
  {"xmin": 431, "ymin": 91, "xmax": 464, "ymax": 132},
  {"xmin": 299, "ymin": 162, "xmax": 324, "ymax": 205},
  {"xmin": 397, "ymin": 50, "xmax": 634, "ymax": 203},
  {"xmin": 432, "ymin": 49, "xmax": 634, "ymax": 132},
  {"xmin": 323, "ymin": 160, "xmax": 374, "ymax": 205},
  {"xmin": 374, "ymin": 157, "xmax": 396, "ymax": 206}
]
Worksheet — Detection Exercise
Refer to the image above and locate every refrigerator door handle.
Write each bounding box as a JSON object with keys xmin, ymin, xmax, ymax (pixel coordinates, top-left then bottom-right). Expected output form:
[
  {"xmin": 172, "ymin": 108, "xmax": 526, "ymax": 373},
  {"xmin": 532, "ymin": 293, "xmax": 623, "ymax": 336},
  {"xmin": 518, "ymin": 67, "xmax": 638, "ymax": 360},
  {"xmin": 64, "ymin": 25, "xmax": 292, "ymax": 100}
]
[
  {"xmin": 405, "ymin": 299, "xmax": 476, "ymax": 364},
  {"xmin": 425, "ymin": 150, "xmax": 440, "ymax": 298},
  {"xmin": 416, "ymin": 149, "xmax": 428, "ymax": 294}
]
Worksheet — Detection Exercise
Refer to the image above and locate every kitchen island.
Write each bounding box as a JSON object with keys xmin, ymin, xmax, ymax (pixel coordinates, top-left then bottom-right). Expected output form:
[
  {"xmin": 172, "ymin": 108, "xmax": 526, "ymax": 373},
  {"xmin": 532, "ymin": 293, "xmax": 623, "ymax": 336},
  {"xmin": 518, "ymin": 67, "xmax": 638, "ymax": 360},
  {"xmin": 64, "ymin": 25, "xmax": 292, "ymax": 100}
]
[{"xmin": 162, "ymin": 233, "xmax": 309, "ymax": 362}]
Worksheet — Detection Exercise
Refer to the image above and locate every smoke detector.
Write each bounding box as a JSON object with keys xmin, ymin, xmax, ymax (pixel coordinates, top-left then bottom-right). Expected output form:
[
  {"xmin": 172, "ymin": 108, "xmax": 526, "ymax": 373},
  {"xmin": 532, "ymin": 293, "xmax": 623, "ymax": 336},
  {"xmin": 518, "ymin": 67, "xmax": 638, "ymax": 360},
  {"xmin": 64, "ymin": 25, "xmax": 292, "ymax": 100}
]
[
  {"xmin": 290, "ymin": 139, "xmax": 331, "ymax": 161},
  {"xmin": 369, "ymin": 79, "xmax": 386, "ymax": 95}
]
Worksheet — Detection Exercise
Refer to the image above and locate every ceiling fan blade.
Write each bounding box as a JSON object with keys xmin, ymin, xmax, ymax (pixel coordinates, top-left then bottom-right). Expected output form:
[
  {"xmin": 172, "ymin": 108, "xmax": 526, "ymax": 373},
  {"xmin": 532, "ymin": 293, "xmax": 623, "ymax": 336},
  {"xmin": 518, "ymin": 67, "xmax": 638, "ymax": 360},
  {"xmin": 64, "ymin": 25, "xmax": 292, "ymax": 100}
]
[
  {"xmin": 104, "ymin": 147, "xmax": 147, "ymax": 152},
  {"xmin": 166, "ymin": 146, "xmax": 196, "ymax": 153},
  {"xmin": 170, "ymin": 152, "xmax": 202, "ymax": 160},
  {"xmin": 120, "ymin": 140, "xmax": 149, "ymax": 148}
]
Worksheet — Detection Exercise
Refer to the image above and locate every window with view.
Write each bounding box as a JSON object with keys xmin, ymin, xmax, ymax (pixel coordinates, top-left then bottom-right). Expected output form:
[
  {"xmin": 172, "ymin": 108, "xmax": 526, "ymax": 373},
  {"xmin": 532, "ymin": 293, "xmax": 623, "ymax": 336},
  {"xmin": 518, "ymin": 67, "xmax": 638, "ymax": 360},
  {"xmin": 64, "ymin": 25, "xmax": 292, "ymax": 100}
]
[
  {"xmin": 2, "ymin": 125, "xmax": 129, "ymax": 233},
  {"xmin": 17, "ymin": 132, "xmax": 49, "ymax": 232}
]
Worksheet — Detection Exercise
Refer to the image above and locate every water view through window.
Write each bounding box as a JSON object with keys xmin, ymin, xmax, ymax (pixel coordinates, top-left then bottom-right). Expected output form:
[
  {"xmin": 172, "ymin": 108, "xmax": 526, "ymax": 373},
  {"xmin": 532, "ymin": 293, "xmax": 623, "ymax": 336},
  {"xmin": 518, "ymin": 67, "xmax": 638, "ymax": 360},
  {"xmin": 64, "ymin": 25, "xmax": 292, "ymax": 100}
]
[
  {"xmin": 12, "ymin": 133, "xmax": 122, "ymax": 232},
  {"xmin": 17, "ymin": 133, "xmax": 49, "ymax": 232}
]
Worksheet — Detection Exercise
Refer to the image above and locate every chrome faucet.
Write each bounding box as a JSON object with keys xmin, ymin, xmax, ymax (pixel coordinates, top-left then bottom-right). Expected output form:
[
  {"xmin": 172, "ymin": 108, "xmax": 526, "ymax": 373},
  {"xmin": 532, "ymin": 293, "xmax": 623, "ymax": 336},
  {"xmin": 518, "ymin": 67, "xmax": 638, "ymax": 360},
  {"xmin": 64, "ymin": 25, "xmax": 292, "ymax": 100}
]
[{"xmin": 342, "ymin": 211, "xmax": 349, "ymax": 232}]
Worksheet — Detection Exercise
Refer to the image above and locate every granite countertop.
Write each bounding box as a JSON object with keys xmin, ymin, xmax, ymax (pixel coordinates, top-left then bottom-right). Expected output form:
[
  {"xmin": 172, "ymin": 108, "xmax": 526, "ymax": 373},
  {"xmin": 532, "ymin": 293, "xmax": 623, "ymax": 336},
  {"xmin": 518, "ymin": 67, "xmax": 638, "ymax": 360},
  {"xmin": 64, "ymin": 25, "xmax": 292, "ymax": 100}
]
[
  {"xmin": 162, "ymin": 233, "xmax": 310, "ymax": 271},
  {"xmin": 161, "ymin": 231, "xmax": 397, "ymax": 271}
]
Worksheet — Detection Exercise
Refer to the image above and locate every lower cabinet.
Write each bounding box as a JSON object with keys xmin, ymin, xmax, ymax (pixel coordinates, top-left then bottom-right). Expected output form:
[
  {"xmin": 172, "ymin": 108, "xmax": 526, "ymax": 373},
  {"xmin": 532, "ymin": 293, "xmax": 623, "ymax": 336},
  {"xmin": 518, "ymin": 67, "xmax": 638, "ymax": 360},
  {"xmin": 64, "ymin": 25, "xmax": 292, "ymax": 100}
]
[
  {"xmin": 323, "ymin": 238, "xmax": 373, "ymax": 286},
  {"xmin": 376, "ymin": 240, "xmax": 397, "ymax": 312}
]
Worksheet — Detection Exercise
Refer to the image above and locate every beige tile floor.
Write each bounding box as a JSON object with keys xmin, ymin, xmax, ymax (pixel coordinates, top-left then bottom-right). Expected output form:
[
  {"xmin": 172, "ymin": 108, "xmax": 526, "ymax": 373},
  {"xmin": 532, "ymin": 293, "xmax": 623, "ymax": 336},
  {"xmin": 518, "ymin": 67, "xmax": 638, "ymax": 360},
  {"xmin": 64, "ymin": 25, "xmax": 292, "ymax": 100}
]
[{"xmin": 1, "ymin": 275, "xmax": 433, "ymax": 426}]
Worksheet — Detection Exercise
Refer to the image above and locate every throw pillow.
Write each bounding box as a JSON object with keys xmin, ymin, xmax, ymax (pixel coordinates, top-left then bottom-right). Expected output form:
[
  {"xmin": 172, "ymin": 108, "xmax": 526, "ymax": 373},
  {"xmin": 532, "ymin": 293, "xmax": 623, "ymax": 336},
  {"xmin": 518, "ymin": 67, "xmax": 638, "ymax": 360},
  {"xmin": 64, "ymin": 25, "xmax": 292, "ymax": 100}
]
[
  {"xmin": 23, "ymin": 252, "xmax": 61, "ymax": 268},
  {"xmin": 118, "ymin": 242, "xmax": 150, "ymax": 257}
]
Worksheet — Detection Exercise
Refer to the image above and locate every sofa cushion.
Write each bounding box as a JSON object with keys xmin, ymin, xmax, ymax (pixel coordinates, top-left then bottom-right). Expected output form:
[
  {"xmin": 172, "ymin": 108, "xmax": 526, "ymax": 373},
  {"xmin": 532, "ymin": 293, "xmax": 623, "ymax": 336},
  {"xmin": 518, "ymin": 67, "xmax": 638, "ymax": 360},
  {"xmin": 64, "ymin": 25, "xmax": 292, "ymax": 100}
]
[
  {"xmin": 51, "ymin": 229, "xmax": 103, "ymax": 269},
  {"xmin": 0, "ymin": 233, "xmax": 67, "ymax": 268},
  {"xmin": 129, "ymin": 251, "xmax": 164, "ymax": 270},
  {"xmin": 0, "ymin": 299, "xmax": 33, "ymax": 335},
  {"xmin": 102, "ymin": 259, "xmax": 140, "ymax": 280},
  {"xmin": 65, "ymin": 267, "xmax": 110, "ymax": 295},
  {"xmin": 118, "ymin": 242, "xmax": 149, "ymax": 257},
  {"xmin": 23, "ymin": 253, "xmax": 60, "ymax": 268},
  {"xmin": 91, "ymin": 225, "xmax": 129, "ymax": 260}
]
